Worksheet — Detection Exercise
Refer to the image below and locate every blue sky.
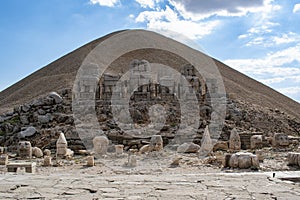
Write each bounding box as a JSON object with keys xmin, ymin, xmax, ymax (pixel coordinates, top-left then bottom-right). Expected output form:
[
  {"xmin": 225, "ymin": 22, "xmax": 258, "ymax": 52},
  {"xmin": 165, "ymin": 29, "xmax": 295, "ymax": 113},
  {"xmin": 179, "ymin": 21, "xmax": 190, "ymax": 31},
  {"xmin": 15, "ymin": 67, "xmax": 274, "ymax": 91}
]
[{"xmin": 0, "ymin": 0, "xmax": 300, "ymax": 102}]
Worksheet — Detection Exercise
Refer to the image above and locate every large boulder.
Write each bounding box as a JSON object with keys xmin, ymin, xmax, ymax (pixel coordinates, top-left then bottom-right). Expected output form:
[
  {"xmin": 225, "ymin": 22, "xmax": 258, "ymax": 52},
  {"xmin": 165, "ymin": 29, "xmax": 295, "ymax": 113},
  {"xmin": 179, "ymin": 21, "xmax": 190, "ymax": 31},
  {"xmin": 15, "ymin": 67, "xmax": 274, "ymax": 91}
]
[
  {"xmin": 48, "ymin": 92, "xmax": 63, "ymax": 104},
  {"xmin": 287, "ymin": 152, "xmax": 300, "ymax": 167},
  {"xmin": 32, "ymin": 147, "xmax": 43, "ymax": 158},
  {"xmin": 19, "ymin": 126, "xmax": 37, "ymax": 138}
]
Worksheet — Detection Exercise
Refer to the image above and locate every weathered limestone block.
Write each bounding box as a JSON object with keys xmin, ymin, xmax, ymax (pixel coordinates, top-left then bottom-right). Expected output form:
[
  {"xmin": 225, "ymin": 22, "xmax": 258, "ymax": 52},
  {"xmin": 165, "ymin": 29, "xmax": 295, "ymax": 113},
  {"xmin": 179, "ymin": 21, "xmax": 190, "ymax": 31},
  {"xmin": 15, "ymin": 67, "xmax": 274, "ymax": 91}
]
[
  {"xmin": 66, "ymin": 148, "xmax": 74, "ymax": 158},
  {"xmin": 115, "ymin": 145, "xmax": 124, "ymax": 155},
  {"xmin": 0, "ymin": 154, "xmax": 8, "ymax": 165},
  {"xmin": 250, "ymin": 135, "xmax": 263, "ymax": 149},
  {"xmin": 43, "ymin": 149, "xmax": 51, "ymax": 156},
  {"xmin": 56, "ymin": 132, "xmax": 68, "ymax": 157},
  {"xmin": 228, "ymin": 152, "xmax": 259, "ymax": 169},
  {"xmin": 287, "ymin": 152, "xmax": 300, "ymax": 167},
  {"xmin": 93, "ymin": 136, "xmax": 109, "ymax": 155},
  {"xmin": 272, "ymin": 133, "xmax": 289, "ymax": 148},
  {"xmin": 177, "ymin": 143, "xmax": 200, "ymax": 153},
  {"xmin": 229, "ymin": 128, "xmax": 241, "ymax": 151},
  {"xmin": 213, "ymin": 141, "xmax": 228, "ymax": 151},
  {"xmin": 86, "ymin": 156, "xmax": 94, "ymax": 167},
  {"xmin": 18, "ymin": 141, "xmax": 32, "ymax": 159},
  {"xmin": 32, "ymin": 147, "xmax": 43, "ymax": 158},
  {"xmin": 149, "ymin": 135, "xmax": 163, "ymax": 151},
  {"xmin": 43, "ymin": 156, "xmax": 52, "ymax": 166}
]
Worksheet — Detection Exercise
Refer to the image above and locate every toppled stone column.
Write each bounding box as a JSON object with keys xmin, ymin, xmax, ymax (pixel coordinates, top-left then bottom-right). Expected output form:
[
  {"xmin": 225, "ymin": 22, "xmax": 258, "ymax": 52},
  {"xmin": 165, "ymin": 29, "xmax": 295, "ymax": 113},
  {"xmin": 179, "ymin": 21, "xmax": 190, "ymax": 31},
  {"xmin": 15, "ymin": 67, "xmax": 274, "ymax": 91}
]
[
  {"xmin": 229, "ymin": 128, "xmax": 241, "ymax": 151},
  {"xmin": 250, "ymin": 135, "xmax": 263, "ymax": 149},
  {"xmin": 287, "ymin": 152, "xmax": 300, "ymax": 167},
  {"xmin": 86, "ymin": 156, "xmax": 95, "ymax": 167},
  {"xmin": 43, "ymin": 156, "xmax": 52, "ymax": 166},
  {"xmin": 18, "ymin": 141, "xmax": 32, "ymax": 159},
  {"xmin": 0, "ymin": 154, "xmax": 8, "ymax": 165},
  {"xmin": 93, "ymin": 136, "xmax": 109, "ymax": 155},
  {"xmin": 56, "ymin": 132, "xmax": 68, "ymax": 157}
]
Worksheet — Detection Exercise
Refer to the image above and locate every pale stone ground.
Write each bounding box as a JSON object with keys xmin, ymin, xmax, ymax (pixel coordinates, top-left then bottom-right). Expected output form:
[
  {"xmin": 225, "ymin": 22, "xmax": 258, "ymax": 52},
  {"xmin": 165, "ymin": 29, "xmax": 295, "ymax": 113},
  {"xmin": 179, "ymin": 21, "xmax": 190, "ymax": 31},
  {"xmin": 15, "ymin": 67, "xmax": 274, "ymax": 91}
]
[{"xmin": 0, "ymin": 151, "xmax": 299, "ymax": 199}]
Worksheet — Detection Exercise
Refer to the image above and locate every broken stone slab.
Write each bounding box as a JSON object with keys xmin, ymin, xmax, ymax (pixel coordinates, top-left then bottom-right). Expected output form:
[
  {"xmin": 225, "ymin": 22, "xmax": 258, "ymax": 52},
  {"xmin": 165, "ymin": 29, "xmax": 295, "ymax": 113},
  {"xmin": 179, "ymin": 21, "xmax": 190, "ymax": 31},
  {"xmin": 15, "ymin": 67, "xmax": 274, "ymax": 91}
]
[
  {"xmin": 19, "ymin": 126, "xmax": 37, "ymax": 138},
  {"xmin": 115, "ymin": 145, "xmax": 124, "ymax": 155},
  {"xmin": 177, "ymin": 143, "xmax": 200, "ymax": 153},
  {"xmin": 7, "ymin": 162, "xmax": 36, "ymax": 173}
]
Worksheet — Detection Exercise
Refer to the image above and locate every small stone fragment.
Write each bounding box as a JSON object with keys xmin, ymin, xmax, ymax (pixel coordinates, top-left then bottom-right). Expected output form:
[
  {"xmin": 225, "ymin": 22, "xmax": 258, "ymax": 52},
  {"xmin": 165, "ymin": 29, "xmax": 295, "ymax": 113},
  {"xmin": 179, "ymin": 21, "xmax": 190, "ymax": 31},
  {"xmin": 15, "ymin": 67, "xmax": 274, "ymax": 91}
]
[
  {"xmin": 86, "ymin": 156, "xmax": 95, "ymax": 167},
  {"xmin": 0, "ymin": 154, "xmax": 8, "ymax": 165},
  {"xmin": 115, "ymin": 145, "xmax": 124, "ymax": 155},
  {"xmin": 43, "ymin": 149, "xmax": 51, "ymax": 156},
  {"xmin": 43, "ymin": 156, "xmax": 52, "ymax": 166}
]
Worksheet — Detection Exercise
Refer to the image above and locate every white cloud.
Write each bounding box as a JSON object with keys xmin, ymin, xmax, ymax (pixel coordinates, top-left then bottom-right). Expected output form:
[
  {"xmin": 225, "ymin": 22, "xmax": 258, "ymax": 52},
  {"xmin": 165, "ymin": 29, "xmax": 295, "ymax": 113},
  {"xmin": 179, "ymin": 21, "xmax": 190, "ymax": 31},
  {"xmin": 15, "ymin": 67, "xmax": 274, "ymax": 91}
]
[
  {"xmin": 136, "ymin": 5, "xmax": 220, "ymax": 40},
  {"xmin": 90, "ymin": 0, "xmax": 119, "ymax": 7},
  {"xmin": 224, "ymin": 45, "xmax": 300, "ymax": 77},
  {"xmin": 278, "ymin": 87, "xmax": 300, "ymax": 95},
  {"xmin": 135, "ymin": 0, "xmax": 162, "ymax": 9},
  {"xmin": 293, "ymin": 4, "xmax": 300, "ymax": 13}
]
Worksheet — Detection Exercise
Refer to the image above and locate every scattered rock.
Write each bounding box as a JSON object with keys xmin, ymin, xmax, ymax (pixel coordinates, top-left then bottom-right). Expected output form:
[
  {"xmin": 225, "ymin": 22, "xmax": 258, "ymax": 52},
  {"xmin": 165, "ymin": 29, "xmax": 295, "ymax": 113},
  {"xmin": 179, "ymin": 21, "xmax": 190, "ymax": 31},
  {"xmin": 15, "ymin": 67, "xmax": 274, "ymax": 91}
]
[
  {"xmin": 213, "ymin": 141, "xmax": 228, "ymax": 151},
  {"xmin": 0, "ymin": 154, "xmax": 8, "ymax": 165},
  {"xmin": 48, "ymin": 92, "xmax": 63, "ymax": 104},
  {"xmin": 32, "ymin": 147, "xmax": 43, "ymax": 158},
  {"xmin": 19, "ymin": 126, "xmax": 37, "ymax": 138},
  {"xmin": 177, "ymin": 143, "xmax": 200, "ymax": 153}
]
